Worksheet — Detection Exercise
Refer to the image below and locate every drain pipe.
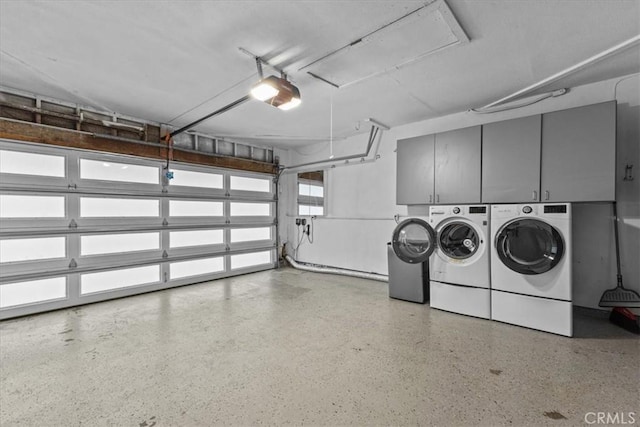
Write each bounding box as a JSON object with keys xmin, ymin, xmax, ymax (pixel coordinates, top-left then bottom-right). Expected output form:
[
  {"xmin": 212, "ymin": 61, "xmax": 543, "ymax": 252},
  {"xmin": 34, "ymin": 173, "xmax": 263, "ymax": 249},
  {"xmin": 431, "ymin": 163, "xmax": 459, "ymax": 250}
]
[{"xmin": 285, "ymin": 255, "xmax": 388, "ymax": 282}]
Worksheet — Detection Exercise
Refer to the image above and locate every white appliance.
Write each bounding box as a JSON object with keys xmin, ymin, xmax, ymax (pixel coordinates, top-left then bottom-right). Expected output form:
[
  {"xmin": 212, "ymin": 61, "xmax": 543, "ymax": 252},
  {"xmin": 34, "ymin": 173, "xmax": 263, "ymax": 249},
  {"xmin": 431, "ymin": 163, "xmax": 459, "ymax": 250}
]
[
  {"xmin": 428, "ymin": 205, "xmax": 491, "ymax": 319},
  {"xmin": 491, "ymin": 203, "xmax": 572, "ymax": 336}
]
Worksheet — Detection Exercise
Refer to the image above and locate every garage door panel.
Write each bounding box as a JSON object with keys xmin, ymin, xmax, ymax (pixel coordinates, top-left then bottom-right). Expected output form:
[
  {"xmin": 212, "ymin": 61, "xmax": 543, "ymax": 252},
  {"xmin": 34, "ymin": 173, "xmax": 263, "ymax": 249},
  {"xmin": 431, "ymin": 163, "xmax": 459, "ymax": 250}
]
[{"xmin": 0, "ymin": 139, "xmax": 277, "ymax": 320}]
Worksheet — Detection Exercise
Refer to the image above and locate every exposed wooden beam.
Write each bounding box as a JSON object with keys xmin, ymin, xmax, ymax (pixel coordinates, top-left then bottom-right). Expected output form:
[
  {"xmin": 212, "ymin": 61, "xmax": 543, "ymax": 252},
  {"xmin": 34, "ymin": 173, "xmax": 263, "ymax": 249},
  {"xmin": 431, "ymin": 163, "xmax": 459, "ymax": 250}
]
[{"xmin": 0, "ymin": 118, "xmax": 277, "ymax": 175}]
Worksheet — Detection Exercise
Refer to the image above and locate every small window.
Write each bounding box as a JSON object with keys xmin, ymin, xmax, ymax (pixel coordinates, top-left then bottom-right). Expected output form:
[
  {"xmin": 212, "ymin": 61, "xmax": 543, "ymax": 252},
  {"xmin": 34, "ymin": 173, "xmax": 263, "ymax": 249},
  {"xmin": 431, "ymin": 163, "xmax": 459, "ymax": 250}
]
[
  {"xmin": 170, "ymin": 229, "xmax": 224, "ymax": 248},
  {"xmin": 0, "ymin": 150, "xmax": 65, "ymax": 178},
  {"xmin": 1, "ymin": 237, "xmax": 66, "ymax": 263},
  {"xmin": 298, "ymin": 171, "xmax": 325, "ymax": 216},
  {"xmin": 0, "ymin": 195, "xmax": 66, "ymax": 218},
  {"xmin": 230, "ymin": 227, "xmax": 271, "ymax": 243},
  {"xmin": 230, "ymin": 202, "xmax": 270, "ymax": 217},
  {"xmin": 170, "ymin": 257, "xmax": 224, "ymax": 279},
  {"xmin": 231, "ymin": 251, "xmax": 272, "ymax": 269},
  {"xmin": 0, "ymin": 277, "xmax": 67, "ymax": 308},
  {"xmin": 81, "ymin": 265, "xmax": 160, "ymax": 295},
  {"xmin": 80, "ymin": 197, "xmax": 159, "ymax": 217},
  {"xmin": 81, "ymin": 232, "xmax": 160, "ymax": 256},
  {"xmin": 80, "ymin": 159, "xmax": 159, "ymax": 184},
  {"xmin": 169, "ymin": 200, "xmax": 223, "ymax": 217},
  {"xmin": 230, "ymin": 176, "xmax": 271, "ymax": 193},
  {"xmin": 169, "ymin": 169, "xmax": 223, "ymax": 189}
]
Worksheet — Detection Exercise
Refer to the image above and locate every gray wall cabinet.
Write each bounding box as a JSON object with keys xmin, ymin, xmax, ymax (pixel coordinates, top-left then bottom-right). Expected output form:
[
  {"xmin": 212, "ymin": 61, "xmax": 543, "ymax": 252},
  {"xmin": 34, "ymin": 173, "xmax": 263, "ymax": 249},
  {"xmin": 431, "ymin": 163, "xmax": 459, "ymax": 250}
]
[
  {"xmin": 396, "ymin": 134, "xmax": 435, "ymax": 204},
  {"xmin": 396, "ymin": 126, "xmax": 481, "ymax": 205},
  {"xmin": 397, "ymin": 101, "xmax": 616, "ymax": 206},
  {"xmin": 434, "ymin": 125, "xmax": 482, "ymax": 204},
  {"xmin": 541, "ymin": 101, "xmax": 616, "ymax": 202},
  {"xmin": 482, "ymin": 115, "xmax": 542, "ymax": 203}
]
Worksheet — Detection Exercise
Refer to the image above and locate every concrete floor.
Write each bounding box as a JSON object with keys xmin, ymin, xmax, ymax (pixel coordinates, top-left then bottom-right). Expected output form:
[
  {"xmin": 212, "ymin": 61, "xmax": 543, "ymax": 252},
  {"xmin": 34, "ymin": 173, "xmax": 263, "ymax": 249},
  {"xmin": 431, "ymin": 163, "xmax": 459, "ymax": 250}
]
[{"xmin": 1, "ymin": 268, "xmax": 638, "ymax": 426}]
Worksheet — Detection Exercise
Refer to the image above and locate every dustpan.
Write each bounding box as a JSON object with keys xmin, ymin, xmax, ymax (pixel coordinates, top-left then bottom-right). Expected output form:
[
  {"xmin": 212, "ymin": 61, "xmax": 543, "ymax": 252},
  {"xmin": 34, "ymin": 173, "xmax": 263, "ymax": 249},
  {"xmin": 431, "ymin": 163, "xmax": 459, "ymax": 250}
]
[{"xmin": 599, "ymin": 202, "xmax": 640, "ymax": 308}]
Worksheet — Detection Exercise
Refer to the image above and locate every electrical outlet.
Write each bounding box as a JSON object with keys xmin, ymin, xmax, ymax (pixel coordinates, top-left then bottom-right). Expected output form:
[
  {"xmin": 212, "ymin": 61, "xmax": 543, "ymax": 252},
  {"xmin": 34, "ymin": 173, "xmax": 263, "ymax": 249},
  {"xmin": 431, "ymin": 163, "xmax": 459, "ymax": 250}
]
[{"xmin": 301, "ymin": 218, "xmax": 307, "ymax": 226}]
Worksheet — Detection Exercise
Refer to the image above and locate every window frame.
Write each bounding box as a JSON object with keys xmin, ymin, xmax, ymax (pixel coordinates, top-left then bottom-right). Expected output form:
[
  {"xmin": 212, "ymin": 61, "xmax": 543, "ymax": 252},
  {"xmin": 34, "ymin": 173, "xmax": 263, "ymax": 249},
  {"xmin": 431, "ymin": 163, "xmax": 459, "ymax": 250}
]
[{"xmin": 297, "ymin": 172, "xmax": 326, "ymax": 217}]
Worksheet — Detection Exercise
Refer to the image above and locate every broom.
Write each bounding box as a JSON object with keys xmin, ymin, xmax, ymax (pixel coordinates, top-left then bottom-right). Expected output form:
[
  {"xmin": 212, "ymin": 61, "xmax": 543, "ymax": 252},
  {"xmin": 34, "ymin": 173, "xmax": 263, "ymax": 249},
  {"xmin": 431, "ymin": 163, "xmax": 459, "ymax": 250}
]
[{"xmin": 598, "ymin": 202, "xmax": 640, "ymax": 308}]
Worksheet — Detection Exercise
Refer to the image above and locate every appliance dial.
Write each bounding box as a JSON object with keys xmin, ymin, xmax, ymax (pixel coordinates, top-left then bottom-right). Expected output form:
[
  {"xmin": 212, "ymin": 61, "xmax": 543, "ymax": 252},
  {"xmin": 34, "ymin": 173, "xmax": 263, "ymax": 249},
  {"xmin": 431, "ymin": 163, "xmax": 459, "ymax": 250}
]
[
  {"xmin": 522, "ymin": 206, "xmax": 532, "ymax": 214},
  {"xmin": 453, "ymin": 207, "xmax": 461, "ymax": 214}
]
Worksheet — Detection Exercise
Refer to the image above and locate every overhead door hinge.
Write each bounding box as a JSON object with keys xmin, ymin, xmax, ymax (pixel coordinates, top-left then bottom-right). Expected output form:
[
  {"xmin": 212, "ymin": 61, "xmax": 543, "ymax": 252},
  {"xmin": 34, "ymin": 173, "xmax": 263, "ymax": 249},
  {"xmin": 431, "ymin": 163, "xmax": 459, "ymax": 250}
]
[
  {"xmin": 68, "ymin": 259, "xmax": 77, "ymax": 269},
  {"xmin": 68, "ymin": 219, "xmax": 78, "ymax": 229}
]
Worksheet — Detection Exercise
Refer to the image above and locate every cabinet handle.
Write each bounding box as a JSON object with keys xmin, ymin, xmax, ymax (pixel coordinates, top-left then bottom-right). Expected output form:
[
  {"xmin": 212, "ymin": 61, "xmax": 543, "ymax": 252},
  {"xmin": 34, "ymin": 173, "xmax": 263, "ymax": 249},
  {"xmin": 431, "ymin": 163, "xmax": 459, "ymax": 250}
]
[
  {"xmin": 532, "ymin": 190, "xmax": 537, "ymax": 201},
  {"xmin": 436, "ymin": 194, "xmax": 440, "ymax": 203},
  {"xmin": 429, "ymin": 194, "xmax": 433, "ymax": 203},
  {"xmin": 545, "ymin": 190, "xmax": 550, "ymax": 201}
]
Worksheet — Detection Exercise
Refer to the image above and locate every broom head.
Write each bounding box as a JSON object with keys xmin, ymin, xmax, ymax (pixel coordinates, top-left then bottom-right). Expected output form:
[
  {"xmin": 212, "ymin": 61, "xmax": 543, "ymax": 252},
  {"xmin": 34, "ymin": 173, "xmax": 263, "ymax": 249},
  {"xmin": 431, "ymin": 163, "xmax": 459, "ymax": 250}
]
[{"xmin": 599, "ymin": 277, "xmax": 640, "ymax": 308}]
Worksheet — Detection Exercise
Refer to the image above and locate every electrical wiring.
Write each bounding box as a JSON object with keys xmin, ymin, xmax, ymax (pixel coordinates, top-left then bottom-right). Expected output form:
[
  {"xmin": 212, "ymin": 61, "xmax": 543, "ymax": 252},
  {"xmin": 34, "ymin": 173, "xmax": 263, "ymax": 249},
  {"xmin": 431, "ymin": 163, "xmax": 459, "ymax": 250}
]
[
  {"xmin": 293, "ymin": 221, "xmax": 306, "ymax": 258},
  {"xmin": 162, "ymin": 133, "xmax": 174, "ymax": 181},
  {"xmin": 306, "ymin": 216, "xmax": 315, "ymax": 244}
]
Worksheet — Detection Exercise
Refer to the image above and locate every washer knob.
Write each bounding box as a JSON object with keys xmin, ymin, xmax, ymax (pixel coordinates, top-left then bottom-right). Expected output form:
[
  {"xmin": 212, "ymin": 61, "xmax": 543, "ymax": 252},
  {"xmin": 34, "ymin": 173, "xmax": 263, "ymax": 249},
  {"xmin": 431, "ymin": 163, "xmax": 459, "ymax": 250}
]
[
  {"xmin": 522, "ymin": 205, "xmax": 532, "ymax": 214},
  {"xmin": 453, "ymin": 207, "xmax": 461, "ymax": 214}
]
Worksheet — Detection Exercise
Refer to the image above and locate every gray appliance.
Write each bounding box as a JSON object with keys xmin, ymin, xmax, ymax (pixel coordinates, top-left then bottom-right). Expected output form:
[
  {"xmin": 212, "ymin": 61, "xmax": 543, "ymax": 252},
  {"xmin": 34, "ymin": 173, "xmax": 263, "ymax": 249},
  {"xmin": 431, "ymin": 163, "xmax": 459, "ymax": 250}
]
[{"xmin": 388, "ymin": 218, "xmax": 436, "ymax": 303}]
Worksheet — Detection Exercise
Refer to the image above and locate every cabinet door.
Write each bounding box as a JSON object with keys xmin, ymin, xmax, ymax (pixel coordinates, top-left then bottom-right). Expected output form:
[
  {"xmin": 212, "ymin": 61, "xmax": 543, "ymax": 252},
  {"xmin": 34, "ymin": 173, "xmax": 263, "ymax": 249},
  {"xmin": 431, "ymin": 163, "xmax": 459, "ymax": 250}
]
[
  {"xmin": 396, "ymin": 134, "xmax": 435, "ymax": 204},
  {"xmin": 541, "ymin": 101, "xmax": 616, "ymax": 202},
  {"xmin": 434, "ymin": 126, "xmax": 481, "ymax": 204},
  {"xmin": 482, "ymin": 115, "xmax": 541, "ymax": 203}
]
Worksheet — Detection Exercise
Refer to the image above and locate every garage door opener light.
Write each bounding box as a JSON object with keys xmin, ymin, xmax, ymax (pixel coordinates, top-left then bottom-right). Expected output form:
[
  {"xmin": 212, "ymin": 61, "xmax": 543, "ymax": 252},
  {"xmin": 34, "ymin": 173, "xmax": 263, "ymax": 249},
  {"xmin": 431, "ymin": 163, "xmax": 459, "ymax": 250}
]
[
  {"xmin": 165, "ymin": 54, "xmax": 301, "ymax": 142},
  {"xmin": 250, "ymin": 75, "xmax": 301, "ymax": 110}
]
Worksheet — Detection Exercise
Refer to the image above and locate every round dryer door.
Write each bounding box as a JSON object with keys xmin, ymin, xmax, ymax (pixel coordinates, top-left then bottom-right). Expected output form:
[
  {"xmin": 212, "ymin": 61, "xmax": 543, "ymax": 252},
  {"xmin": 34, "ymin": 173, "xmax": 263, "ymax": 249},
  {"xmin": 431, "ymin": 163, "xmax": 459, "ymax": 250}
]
[
  {"xmin": 495, "ymin": 219, "xmax": 564, "ymax": 275},
  {"xmin": 438, "ymin": 221, "xmax": 480, "ymax": 260},
  {"xmin": 392, "ymin": 218, "xmax": 436, "ymax": 264}
]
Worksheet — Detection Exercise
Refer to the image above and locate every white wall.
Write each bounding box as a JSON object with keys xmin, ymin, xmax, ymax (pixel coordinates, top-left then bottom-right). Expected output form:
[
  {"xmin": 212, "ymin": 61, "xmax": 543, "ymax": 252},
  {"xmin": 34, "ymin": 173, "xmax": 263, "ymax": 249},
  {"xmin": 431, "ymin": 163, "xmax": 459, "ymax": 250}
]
[{"xmin": 278, "ymin": 74, "xmax": 640, "ymax": 309}]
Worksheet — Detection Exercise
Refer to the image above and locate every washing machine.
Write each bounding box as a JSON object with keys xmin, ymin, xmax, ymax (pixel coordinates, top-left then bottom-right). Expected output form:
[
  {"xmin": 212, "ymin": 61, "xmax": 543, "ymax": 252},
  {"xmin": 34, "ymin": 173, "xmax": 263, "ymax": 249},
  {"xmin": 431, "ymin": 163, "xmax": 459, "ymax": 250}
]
[
  {"xmin": 388, "ymin": 217, "xmax": 435, "ymax": 303},
  {"xmin": 428, "ymin": 205, "xmax": 491, "ymax": 319},
  {"xmin": 491, "ymin": 203, "xmax": 572, "ymax": 336}
]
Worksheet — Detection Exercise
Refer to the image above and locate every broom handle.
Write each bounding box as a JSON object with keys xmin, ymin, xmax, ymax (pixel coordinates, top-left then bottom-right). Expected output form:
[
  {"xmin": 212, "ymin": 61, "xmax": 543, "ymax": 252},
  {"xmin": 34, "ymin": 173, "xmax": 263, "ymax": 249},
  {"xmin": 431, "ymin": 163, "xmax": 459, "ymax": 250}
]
[{"xmin": 612, "ymin": 201, "xmax": 623, "ymax": 285}]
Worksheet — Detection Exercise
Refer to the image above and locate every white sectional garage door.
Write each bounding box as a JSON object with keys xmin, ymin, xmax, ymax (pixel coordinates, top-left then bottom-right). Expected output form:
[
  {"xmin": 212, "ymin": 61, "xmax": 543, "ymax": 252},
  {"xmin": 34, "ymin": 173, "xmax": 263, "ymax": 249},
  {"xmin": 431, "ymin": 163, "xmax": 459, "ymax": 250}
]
[{"xmin": 0, "ymin": 139, "xmax": 276, "ymax": 319}]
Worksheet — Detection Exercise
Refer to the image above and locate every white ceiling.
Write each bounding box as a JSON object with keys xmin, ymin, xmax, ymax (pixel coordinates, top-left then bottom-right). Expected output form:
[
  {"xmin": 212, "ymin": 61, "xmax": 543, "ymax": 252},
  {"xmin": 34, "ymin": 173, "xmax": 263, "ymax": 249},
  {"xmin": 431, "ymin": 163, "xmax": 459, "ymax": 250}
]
[{"xmin": 1, "ymin": 1, "xmax": 638, "ymax": 149}]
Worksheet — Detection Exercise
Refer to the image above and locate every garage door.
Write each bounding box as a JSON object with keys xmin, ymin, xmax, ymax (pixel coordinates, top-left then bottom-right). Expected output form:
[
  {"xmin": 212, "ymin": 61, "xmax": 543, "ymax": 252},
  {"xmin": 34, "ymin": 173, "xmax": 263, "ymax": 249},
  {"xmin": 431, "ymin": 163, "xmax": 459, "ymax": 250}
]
[{"xmin": 0, "ymin": 139, "xmax": 277, "ymax": 319}]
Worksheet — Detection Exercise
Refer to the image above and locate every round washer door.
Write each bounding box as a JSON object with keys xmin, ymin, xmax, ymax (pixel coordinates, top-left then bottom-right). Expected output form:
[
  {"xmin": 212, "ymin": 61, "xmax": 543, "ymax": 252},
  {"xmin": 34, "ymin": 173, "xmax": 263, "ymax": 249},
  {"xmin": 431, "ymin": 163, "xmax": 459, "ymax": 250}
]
[
  {"xmin": 392, "ymin": 218, "xmax": 436, "ymax": 264},
  {"xmin": 437, "ymin": 221, "xmax": 481, "ymax": 260},
  {"xmin": 495, "ymin": 218, "xmax": 564, "ymax": 275}
]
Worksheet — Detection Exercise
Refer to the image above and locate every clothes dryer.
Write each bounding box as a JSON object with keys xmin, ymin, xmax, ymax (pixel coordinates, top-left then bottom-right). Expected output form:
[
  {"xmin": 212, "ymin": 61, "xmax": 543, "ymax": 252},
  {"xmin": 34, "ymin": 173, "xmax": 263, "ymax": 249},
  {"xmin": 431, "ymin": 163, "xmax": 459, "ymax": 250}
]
[
  {"xmin": 491, "ymin": 203, "xmax": 572, "ymax": 336},
  {"xmin": 428, "ymin": 205, "xmax": 491, "ymax": 319}
]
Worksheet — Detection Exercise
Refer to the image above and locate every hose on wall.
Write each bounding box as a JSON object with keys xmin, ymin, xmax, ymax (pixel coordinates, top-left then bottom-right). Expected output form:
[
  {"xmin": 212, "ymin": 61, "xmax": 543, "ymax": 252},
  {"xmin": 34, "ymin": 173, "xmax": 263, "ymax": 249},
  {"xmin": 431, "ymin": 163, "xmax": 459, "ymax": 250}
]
[{"xmin": 284, "ymin": 255, "xmax": 388, "ymax": 282}]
